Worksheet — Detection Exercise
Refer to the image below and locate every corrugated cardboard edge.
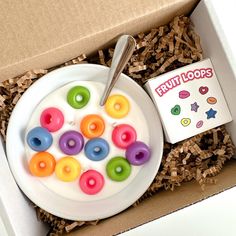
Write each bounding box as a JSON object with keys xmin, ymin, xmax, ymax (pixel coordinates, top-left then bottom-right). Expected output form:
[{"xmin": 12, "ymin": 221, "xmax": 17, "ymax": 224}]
[
  {"xmin": 0, "ymin": 0, "xmax": 199, "ymax": 82},
  {"xmin": 67, "ymin": 160, "xmax": 236, "ymax": 236}
]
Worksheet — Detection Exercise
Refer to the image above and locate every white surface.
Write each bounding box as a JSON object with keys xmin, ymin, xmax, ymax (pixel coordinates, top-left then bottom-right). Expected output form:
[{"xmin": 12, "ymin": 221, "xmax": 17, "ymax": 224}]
[
  {"xmin": 0, "ymin": 217, "xmax": 8, "ymax": 236},
  {"xmin": 208, "ymin": 0, "xmax": 236, "ymax": 78},
  {"xmin": 6, "ymin": 64, "xmax": 163, "ymax": 221},
  {"xmin": 121, "ymin": 186, "xmax": 236, "ymax": 236}
]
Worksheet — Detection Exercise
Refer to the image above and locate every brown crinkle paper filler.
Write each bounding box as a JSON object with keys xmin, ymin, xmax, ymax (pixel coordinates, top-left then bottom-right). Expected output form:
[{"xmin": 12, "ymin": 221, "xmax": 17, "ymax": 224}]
[
  {"xmin": 94, "ymin": 15, "xmax": 203, "ymax": 85},
  {"xmin": 0, "ymin": 69, "xmax": 48, "ymax": 140},
  {"xmin": 0, "ymin": 16, "xmax": 235, "ymax": 235},
  {"xmin": 134, "ymin": 126, "xmax": 235, "ymax": 205}
]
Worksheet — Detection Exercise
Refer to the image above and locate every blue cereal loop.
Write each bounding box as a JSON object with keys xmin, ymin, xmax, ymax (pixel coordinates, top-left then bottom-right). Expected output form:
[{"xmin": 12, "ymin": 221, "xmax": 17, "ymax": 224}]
[
  {"xmin": 85, "ymin": 138, "xmax": 110, "ymax": 161},
  {"xmin": 27, "ymin": 127, "xmax": 53, "ymax": 151}
]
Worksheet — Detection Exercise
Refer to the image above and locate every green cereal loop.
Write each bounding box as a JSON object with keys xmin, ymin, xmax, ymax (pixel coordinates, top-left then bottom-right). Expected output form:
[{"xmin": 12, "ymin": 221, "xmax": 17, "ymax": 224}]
[
  {"xmin": 67, "ymin": 86, "xmax": 90, "ymax": 109},
  {"xmin": 106, "ymin": 156, "xmax": 131, "ymax": 182}
]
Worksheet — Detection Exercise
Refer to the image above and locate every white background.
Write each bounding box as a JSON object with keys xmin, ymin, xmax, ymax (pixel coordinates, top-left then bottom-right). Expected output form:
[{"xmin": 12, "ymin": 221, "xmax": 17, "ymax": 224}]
[{"xmin": 0, "ymin": 219, "xmax": 7, "ymax": 236}]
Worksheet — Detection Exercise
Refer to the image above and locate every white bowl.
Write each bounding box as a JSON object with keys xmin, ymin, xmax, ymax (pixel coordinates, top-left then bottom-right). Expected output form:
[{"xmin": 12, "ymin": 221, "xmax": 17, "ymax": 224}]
[{"xmin": 6, "ymin": 64, "xmax": 163, "ymax": 221}]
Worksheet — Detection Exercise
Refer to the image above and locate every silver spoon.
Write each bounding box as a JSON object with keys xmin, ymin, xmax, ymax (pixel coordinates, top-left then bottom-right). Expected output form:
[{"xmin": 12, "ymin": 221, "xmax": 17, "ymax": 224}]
[{"xmin": 100, "ymin": 35, "xmax": 136, "ymax": 106}]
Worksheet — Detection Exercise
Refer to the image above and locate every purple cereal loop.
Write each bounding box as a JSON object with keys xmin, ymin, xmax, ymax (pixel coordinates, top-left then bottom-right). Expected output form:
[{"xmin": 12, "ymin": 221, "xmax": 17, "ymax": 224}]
[
  {"xmin": 59, "ymin": 130, "xmax": 84, "ymax": 155},
  {"xmin": 125, "ymin": 141, "xmax": 151, "ymax": 166}
]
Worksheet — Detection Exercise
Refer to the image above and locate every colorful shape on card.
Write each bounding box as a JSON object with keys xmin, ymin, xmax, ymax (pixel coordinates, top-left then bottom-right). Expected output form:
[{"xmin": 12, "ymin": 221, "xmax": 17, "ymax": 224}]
[
  {"xmin": 196, "ymin": 120, "xmax": 203, "ymax": 129},
  {"xmin": 191, "ymin": 102, "xmax": 199, "ymax": 112},
  {"xmin": 205, "ymin": 108, "xmax": 217, "ymax": 119},
  {"xmin": 179, "ymin": 90, "xmax": 190, "ymax": 99},
  {"xmin": 181, "ymin": 118, "xmax": 191, "ymax": 127},
  {"xmin": 171, "ymin": 105, "xmax": 181, "ymax": 115},
  {"xmin": 207, "ymin": 97, "xmax": 217, "ymax": 105},
  {"xmin": 199, "ymin": 86, "xmax": 209, "ymax": 95}
]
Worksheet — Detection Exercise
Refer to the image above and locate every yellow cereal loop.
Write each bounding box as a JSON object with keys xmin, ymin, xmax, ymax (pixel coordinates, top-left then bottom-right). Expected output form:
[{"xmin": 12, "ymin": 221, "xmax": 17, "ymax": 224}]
[
  {"xmin": 105, "ymin": 95, "xmax": 130, "ymax": 119},
  {"xmin": 55, "ymin": 156, "xmax": 81, "ymax": 182}
]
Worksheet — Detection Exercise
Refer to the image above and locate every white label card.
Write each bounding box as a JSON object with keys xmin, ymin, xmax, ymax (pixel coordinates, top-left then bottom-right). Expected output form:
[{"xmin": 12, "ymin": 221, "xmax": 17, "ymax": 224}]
[{"xmin": 145, "ymin": 58, "xmax": 232, "ymax": 143}]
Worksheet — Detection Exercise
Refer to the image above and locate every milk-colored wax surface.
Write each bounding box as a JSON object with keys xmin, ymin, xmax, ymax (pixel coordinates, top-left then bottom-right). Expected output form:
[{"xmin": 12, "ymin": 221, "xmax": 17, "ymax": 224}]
[{"xmin": 25, "ymin": 81, "xmax": 150, "ymax": 201}]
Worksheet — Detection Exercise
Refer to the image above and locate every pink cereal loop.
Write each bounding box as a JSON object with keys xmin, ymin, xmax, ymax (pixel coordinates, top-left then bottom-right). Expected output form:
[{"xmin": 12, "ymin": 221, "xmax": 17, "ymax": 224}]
[
  {"xmin": 40, "ymin": 107, "xmax": 64, "ymax": 132},
  {"xmin": 112, "ymin": 124, "xmax": 137, "ymax": 149},
  {"xmin": 79, "ymin": 170, "xmax": 104, "ymax": 195}
]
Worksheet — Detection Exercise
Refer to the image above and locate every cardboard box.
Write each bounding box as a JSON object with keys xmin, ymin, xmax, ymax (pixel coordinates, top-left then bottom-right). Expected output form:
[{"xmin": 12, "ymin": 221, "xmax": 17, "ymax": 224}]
[{"xmin": 1, "ymin": 0, "xmax": 236, "ymax": 235}]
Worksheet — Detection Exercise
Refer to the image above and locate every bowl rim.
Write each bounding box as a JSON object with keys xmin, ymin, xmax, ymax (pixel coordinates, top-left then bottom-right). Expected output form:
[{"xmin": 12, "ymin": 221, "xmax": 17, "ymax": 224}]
[{"xmin": 6, "ymin": 63, "xmax": 163, "ymax": 221}]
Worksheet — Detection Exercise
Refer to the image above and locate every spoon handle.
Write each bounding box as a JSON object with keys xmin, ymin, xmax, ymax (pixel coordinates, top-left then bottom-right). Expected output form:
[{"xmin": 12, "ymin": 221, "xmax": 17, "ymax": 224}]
[{"xmin": 100, "ymin": 35, "xmax": 136, "ymax": 106}]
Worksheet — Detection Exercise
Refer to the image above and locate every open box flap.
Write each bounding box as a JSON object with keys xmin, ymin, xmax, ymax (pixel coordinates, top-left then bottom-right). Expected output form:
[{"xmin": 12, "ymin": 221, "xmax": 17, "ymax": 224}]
[{"xmin": 0, "ymin": 0, "xmax": 198, "ymax": 82}]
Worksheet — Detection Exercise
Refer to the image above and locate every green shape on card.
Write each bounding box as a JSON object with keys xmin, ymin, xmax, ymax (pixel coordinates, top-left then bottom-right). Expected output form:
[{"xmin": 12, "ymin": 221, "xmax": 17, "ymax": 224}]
[{"xmin": 171, "ymin": 105, "xmax": 181, "ymax": 115}]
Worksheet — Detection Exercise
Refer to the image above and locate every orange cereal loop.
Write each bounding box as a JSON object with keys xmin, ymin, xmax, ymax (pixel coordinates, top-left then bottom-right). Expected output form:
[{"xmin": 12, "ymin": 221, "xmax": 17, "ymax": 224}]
[
  {"xmin": 55, "ymin": 156, "xmax": 81, "ymax": 182},
  {"xmin": 29, "ymin": 152, "xmax": 56, "ymax": 177},
  {"xmin": 105, "ymin": 95, "xmax": 130, "ymax": 119},
  {"xmin": 80, "ymin": 114, "xmax": 105, "ymax": 139}
]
